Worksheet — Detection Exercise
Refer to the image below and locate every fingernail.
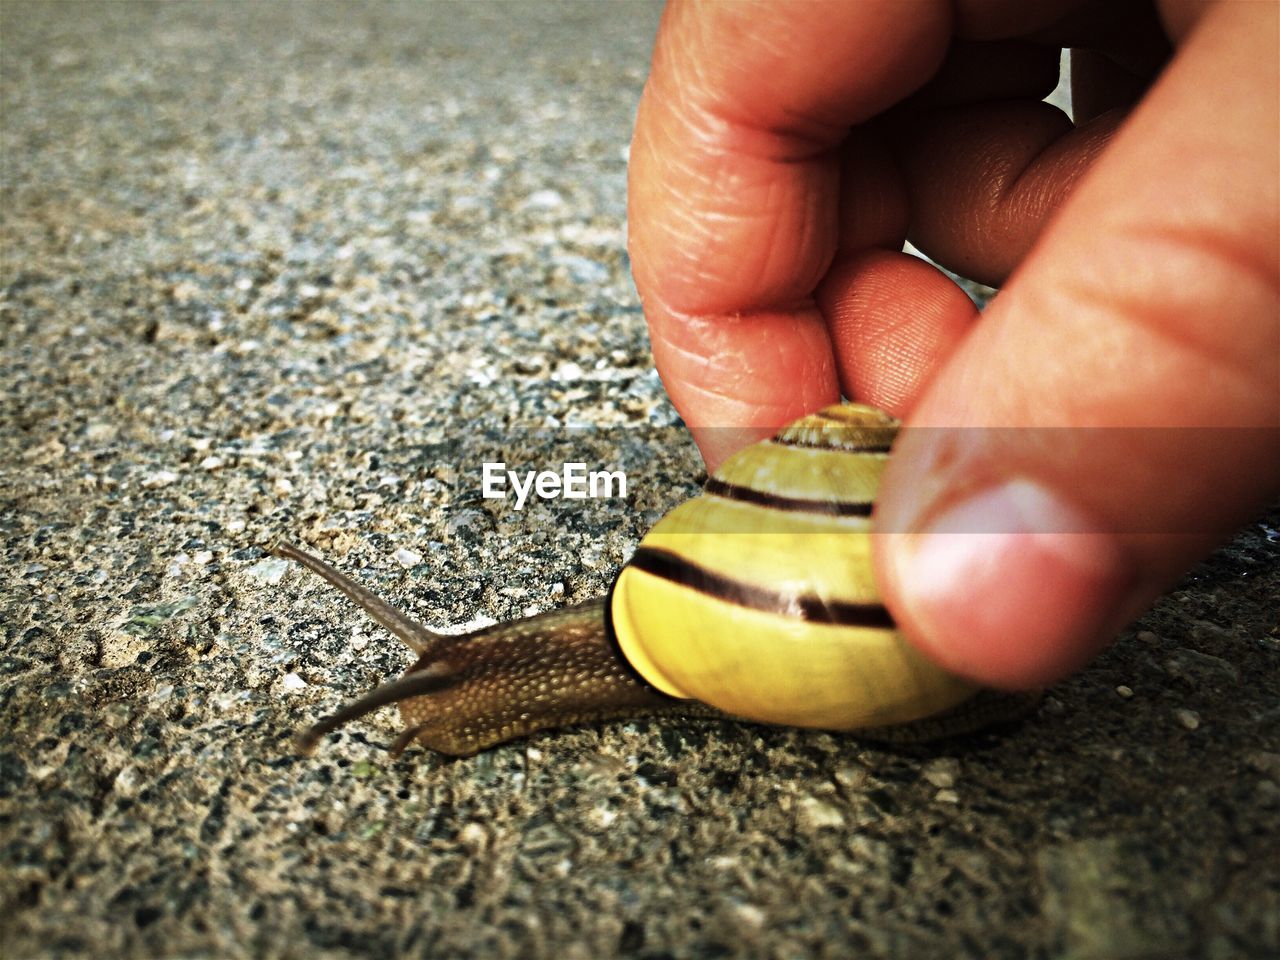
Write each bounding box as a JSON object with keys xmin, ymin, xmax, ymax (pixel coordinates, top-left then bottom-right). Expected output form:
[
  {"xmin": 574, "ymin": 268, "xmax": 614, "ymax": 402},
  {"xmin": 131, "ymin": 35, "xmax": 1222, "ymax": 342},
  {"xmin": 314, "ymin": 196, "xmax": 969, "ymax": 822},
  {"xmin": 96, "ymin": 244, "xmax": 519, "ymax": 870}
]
[{"xmin": 888, "ymin": 479, "xmax": 1132, "ymax": 688}]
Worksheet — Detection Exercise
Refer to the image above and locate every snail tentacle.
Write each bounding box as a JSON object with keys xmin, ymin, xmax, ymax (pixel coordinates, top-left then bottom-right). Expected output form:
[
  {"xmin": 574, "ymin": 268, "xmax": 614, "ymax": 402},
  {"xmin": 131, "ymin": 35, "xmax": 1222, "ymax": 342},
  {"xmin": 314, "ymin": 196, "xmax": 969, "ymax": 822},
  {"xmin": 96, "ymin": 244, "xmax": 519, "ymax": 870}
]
[
  {"xmin": 269, "ymin": 540, "xmax": 440, "ymax": 655},
  {"xmin": 292, "ymin": 663, "xmax": 457, "ymax": 755}
]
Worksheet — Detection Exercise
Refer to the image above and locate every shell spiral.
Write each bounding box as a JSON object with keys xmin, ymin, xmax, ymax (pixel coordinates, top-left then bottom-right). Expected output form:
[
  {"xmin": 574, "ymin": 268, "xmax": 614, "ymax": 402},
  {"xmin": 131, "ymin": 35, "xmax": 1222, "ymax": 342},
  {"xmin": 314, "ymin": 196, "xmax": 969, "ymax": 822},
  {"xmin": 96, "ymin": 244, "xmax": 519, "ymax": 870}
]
[{"xmin": 609, "ymin": 403, "xmax": 977, "ymax": 730}]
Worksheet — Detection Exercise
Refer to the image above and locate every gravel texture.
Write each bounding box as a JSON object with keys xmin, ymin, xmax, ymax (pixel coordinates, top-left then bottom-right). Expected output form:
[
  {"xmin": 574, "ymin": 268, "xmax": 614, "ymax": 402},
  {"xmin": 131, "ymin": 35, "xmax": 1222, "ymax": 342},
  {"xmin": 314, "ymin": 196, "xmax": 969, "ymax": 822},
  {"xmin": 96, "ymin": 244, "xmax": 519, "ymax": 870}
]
[{"xmin": 2, "ymin": 3, "xmax": 1278, "ymax": 959}]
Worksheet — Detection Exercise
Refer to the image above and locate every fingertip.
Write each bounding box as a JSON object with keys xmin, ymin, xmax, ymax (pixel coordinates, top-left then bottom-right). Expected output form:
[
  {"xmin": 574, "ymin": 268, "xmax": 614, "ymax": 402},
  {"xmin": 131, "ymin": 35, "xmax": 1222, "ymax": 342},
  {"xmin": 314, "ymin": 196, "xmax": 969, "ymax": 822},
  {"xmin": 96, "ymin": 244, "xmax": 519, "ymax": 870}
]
[
  {"xmin": 648, "ymin": 303, "xmax": 842, "ymax": 469},
  {"xmin": 879, "ymin": 479, "xmax": 1133, "ymax": 689},
  {"xmin": 816, "ymin": 250, "xmax": 978, "ymax": 414}
]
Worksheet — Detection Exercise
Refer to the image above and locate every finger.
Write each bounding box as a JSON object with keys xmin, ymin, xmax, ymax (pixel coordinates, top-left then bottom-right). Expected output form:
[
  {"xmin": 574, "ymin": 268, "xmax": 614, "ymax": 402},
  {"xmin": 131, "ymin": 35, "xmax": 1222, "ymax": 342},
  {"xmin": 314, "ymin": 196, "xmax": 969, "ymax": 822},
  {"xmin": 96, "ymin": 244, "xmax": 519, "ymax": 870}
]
[
  {"xmin": 628, "ymin": 0, "xmax": 953, "ymax": 466},
  {"xmin": 892, "ymin": 100, "xmax": 1125, "ymax": 286},
  {"xmin": 815, "ymin": 249, "xmax": 978, "ymax": 414},
  {"xmin": 875, "ymin": 1, "xmax": 1280, "ymax": 689}
]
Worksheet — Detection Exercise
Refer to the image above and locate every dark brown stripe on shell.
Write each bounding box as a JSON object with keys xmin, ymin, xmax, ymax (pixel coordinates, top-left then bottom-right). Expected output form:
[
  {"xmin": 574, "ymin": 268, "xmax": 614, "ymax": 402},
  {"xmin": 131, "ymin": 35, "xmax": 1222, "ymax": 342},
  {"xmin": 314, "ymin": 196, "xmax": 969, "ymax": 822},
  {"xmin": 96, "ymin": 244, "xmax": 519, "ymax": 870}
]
[
  {"xmin": 703, "ymin": 477, "xmax": 874, "ymax": 517},
  {"xmin": 770, "ymin": 434, "xmax": 894, "ymax": 454},
  {"xmin": 627, "ymin": 546, "xmax": 896, "ymax": 629}
]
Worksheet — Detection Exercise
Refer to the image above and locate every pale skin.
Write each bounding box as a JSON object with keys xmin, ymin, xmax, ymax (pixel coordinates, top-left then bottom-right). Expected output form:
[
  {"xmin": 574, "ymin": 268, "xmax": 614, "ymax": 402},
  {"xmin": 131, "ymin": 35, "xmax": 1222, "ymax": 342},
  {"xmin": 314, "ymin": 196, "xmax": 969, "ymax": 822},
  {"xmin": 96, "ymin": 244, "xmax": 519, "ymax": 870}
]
[{"xmin": 627, "ymin": 0, "xmax": 1279, "ymax": 691}]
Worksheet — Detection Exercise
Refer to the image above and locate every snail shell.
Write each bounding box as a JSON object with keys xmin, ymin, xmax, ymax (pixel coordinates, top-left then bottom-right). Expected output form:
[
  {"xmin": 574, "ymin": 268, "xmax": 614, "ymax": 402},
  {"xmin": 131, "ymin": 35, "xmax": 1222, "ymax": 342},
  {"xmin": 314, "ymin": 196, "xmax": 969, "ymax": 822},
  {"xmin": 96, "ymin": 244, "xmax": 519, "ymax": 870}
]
[
  {"xmin": 273, "ymin": 403, "xmax": 1031, "ymax": 757},
  {"xmin": 611, "ymin": 403, "xmax": 976, "ymax": 729}
]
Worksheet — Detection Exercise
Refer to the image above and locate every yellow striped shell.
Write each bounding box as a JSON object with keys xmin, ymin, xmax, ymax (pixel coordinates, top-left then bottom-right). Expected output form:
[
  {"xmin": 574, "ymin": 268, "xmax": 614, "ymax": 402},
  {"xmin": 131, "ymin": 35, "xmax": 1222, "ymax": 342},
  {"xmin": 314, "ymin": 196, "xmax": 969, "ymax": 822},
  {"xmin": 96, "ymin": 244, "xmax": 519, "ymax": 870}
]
[{"xmin": 610, "ymin": 403, "xmax": 977, "ymax": 730}]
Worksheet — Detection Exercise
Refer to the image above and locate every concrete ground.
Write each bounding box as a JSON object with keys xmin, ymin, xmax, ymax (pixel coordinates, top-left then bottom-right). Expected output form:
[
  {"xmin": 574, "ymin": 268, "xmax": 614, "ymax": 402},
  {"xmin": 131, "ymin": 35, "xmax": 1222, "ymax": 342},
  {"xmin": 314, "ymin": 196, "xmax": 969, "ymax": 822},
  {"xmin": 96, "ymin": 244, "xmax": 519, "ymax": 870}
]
[{"xmin": 2, "ymin": 3, "xmax": 1277, "ymax": 958}]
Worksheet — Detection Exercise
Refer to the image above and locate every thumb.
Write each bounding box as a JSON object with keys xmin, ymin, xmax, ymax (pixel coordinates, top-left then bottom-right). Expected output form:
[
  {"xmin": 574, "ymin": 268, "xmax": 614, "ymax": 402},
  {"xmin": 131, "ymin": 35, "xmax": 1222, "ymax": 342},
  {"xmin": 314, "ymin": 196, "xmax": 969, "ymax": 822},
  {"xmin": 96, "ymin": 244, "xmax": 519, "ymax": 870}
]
[{"xmin": 875, "ymin": 2, "xmax": 1279, "ymax": 689}]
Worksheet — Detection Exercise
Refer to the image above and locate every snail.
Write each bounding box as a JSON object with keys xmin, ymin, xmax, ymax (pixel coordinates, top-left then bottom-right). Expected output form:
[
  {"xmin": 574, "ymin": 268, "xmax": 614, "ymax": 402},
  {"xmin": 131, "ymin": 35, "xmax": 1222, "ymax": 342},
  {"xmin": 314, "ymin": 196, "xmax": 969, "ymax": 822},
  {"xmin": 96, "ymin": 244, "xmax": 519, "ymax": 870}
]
[{"xmin": 272, "ymin": 403, "xmax": 1038, "ymax": 757}]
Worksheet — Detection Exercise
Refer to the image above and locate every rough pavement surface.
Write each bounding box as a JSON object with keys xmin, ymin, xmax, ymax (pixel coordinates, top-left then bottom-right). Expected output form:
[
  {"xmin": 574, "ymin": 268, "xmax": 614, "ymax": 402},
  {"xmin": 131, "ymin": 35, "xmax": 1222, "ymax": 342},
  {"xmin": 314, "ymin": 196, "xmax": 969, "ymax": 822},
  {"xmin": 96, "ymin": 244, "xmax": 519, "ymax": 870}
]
[{"xmin": 2, "ymin": 3, "xmax": 1278, "ymax": 958}]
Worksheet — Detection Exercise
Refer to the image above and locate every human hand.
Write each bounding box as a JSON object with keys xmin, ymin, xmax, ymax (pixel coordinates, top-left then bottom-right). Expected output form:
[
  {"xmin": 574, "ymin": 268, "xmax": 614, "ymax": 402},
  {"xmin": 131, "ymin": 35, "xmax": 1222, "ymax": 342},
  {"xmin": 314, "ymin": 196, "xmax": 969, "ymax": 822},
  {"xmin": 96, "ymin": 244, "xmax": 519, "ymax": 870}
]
[{"xmin": 626, "ymin": 1, "xmax": 1278, "ymax": 690}]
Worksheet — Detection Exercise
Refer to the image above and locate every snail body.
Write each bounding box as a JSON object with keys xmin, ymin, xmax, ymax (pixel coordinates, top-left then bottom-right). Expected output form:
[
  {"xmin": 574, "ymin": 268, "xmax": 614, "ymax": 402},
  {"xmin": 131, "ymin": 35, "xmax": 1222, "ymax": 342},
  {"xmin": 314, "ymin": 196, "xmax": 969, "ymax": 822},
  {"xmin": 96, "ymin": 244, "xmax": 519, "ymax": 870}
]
[{"xmin": 274, "ymin": 403, "xmax": 1034, "ymax": 757}]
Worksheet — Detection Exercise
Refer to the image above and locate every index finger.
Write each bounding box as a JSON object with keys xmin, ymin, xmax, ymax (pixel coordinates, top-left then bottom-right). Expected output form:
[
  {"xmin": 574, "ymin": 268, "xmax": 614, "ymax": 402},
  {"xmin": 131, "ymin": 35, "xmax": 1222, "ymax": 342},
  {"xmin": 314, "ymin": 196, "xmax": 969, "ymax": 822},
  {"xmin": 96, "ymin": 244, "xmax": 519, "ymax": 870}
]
[{"xmin": 627, "ymin": 0, "xmax": 952, "ymax": 463}]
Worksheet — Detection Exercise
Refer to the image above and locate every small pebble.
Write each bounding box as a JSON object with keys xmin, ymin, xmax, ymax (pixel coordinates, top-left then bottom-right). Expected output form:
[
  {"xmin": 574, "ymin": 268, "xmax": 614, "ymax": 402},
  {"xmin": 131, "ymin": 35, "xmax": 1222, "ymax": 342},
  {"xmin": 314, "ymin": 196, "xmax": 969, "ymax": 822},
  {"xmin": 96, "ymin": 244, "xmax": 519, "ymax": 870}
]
[
  {"xmin": 193, "ymin": 550, "xmax": 213, "ymax": 565},
  {"xmin": 199, "ymin": 455, "xmax": 225, "ymax": 471},
  {"xmin": 834, "ymin": 764, "xmax": 869, "ymax": 792},
  {"xmin": 273, "ymin": 477, "xmax": 294, "ymax": 494},
  {"xmin": 281, "ymin": 672, "xmax": 307, "ymax": 691},
  {"xmin": 797, "ymin": 795, "xmax": 846, "ymax": 829},
  {"xmin": 553, "ymin": 361, "xmax": 584, "ymax": 382},
  {"xmin": 1136, "ymin": 630, "xmax": 1160, "ymax": 644},
  {"xmin": 246, "ymin": 557, "xmax": 290, "ymax": 584},
  {"xmin": 588, "ymin": 805, "xmax": 617, "ymax": 830},
  {"xmin": 731, "ymin": 903, "xmax": 766, "ymax": 930},
  {"xmin": 1116, "ymin": 685, "xmax": 1134, "ymax": 698},
  {"xmin": 922, "ymin": 757, "xmax": 961, "ymax": 789},
  {"xmin": 934, "ymin": 789, "xmax": 960, "ymax": 804},
  {"xmin": 394, "ymin": 547, "xmax": 422, "ymax": 568},
  {"xmin": 1175, "ymin": 709, "xmax": 1201, "ymax": 731},
  {"xmin": 458, "ymin": 822, "xmax": 488, "ymax": 848},
  {"xmin": 522, "ymin": 188, "xmax": 564, "ymax": 210},
  {"xmin": 143, "ymin": 470, "xmax": 179, "ymax": 488},
  {"xmin": 113, "ymin": 765, "xmax": 142, "ymax": 797}
]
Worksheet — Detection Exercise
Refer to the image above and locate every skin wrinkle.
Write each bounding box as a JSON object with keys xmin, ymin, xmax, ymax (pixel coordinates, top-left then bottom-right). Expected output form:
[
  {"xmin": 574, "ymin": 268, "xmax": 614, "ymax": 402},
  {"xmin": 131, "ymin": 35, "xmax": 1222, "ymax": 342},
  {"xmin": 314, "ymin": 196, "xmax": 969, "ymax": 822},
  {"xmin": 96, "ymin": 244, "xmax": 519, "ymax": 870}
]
[
  {"xmin": 651, "ymin": 316, "xmax": 736, "ymax": 372},
  {"xmin": 631, "ymin": 2, "xmax": 953, "ymax": 331},
  {"xmin": 645, "ymin": 142, "xmax": 837, "ymax": 311},
  {"xmin": 821, "ymin": 252, "xmax": 976, "ymax": 410},
  {"xmin": 981, "ymin": 108, "xmax": 1097, "ymax": 266},
  {"xmin": 754, "ymin": 175, "xmax": 834, "ymax": 309},
  {"xmin": 650, "ymin": 312, "xmax": 837, "ymax": 426},
  {"xmin": 683, "ymin": 377, "xmax": 814, "ymax": 424},
  {"xmin": 967, "ymin": 267, "xmax": 1271, "ymax": 439},
  {"xmin": 1050, "ymin": 226, "xmax": 1280, "ymax": 395},
  {"xmin": 700, "ymin": 76, "xmax": 853, "ymax": 159},
  {"xmin": 990, "ymin": 109, "xmax": 1070, "ymax": 210},
  {"xmin": 637, "ymin": 106, "xmax": 837, "ymax": 311},
  {"xmin": 660, "ymin": 311, "xmax": 829, "ymax": 386},
  {"xmin": 1130, "ymin": 224, "xmax": 1280, "ymax": 324}
]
